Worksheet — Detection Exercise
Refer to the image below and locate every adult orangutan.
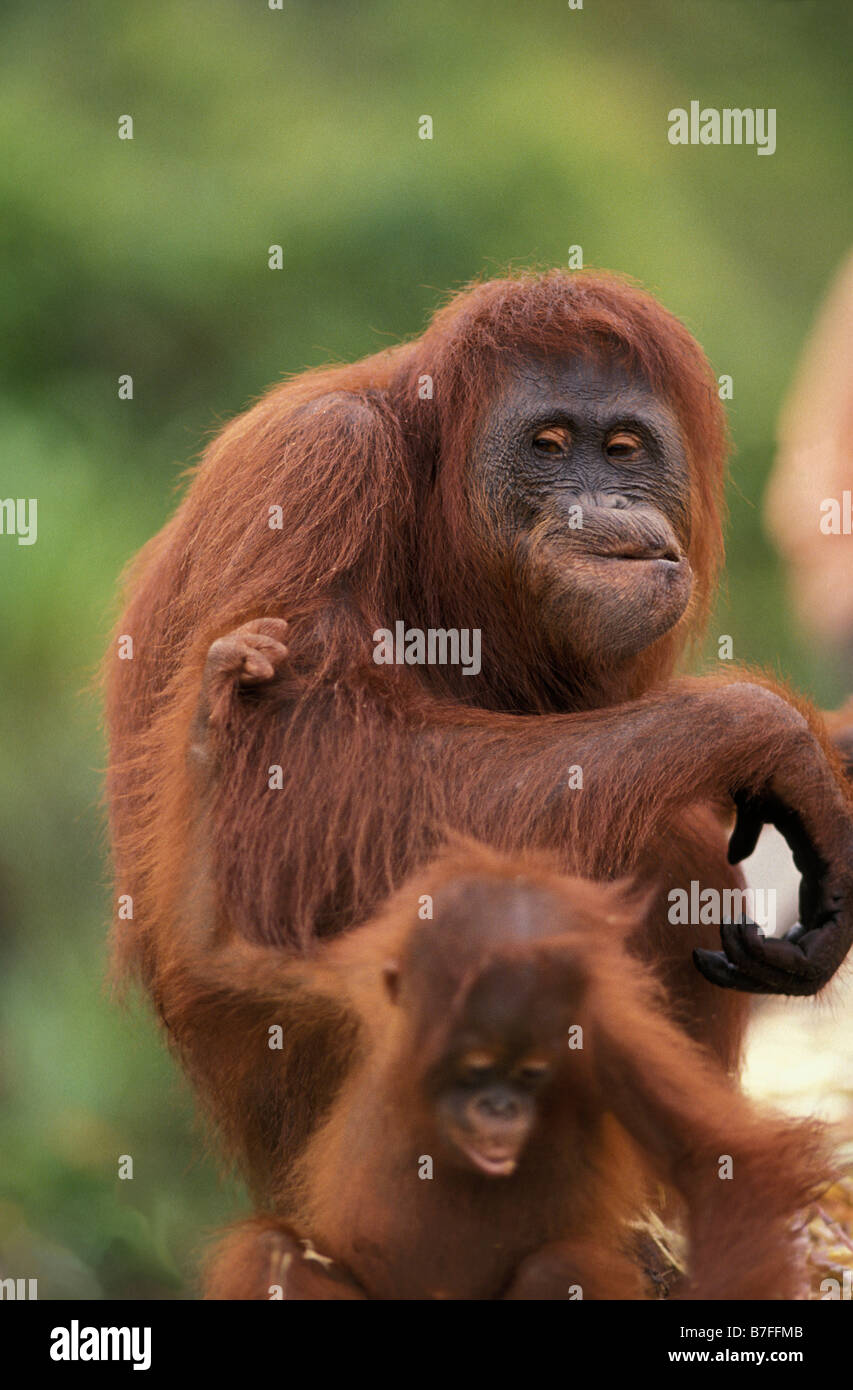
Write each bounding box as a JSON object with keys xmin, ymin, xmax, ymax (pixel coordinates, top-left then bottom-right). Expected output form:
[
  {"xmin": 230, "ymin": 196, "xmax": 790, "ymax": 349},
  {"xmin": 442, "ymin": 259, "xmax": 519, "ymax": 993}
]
[{"xmin": 105, "ymin": 270, "xmax": 853, "ymax": 1204}]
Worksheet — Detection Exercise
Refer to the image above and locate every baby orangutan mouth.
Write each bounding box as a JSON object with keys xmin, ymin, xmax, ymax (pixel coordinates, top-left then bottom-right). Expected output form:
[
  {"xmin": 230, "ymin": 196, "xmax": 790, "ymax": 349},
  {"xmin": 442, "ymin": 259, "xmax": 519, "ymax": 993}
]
[
  {"xmin": 457, "ymin": 1143, "xmax": 519, "ymax": 1178},
  {"xmin": 441, "ymin": 1088, "xmax": 537, "ymax": 1177}
]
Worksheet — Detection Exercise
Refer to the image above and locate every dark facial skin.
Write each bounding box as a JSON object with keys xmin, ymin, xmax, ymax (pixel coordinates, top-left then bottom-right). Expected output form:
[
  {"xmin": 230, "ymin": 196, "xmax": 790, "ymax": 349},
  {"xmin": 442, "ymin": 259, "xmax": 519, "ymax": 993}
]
[
  {"xmin": 414, "ymin": 954, "xmax": 580, "ymax": 1177},
  {"xmin": 432, "ymin": 1051, "xmax": 549, "ymax": 1176},
  {"xmin": 384, "ymin": 885, "xmax": 589, "ymax": 1177},
  {"xmin": 384, "ymin": 960, "xmax": 549, "ymax": 1177},
  {"xmin": 467, "ymin": 355, "xmax": 694, "ymax": 665}
]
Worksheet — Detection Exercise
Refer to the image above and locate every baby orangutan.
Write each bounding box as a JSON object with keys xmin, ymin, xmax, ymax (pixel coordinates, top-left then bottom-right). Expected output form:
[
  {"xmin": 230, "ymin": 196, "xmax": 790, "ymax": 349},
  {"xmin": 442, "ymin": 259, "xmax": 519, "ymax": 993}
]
[{"xmin": 204, "ymin": 846, "xmax": 825, "ymax": 1301}]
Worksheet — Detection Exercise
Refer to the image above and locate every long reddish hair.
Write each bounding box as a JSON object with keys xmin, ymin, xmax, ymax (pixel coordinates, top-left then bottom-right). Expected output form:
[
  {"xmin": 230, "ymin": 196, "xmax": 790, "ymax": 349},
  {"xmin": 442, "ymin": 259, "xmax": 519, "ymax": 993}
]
[{"xmin": 106, "ymin": 270, "xmax": 728, "ymax": 969}]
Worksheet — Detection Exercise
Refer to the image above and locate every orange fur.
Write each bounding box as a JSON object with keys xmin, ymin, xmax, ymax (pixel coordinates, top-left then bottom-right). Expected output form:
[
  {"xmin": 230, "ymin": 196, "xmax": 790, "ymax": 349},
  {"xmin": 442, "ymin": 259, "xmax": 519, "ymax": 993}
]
[
  {"xmin": 203, "ymin": 848, "xmax": 826, "ymax": 1300},
  {"xmin": 103, "ymin": 269, "xmax": 852, "ymax": 1212}
]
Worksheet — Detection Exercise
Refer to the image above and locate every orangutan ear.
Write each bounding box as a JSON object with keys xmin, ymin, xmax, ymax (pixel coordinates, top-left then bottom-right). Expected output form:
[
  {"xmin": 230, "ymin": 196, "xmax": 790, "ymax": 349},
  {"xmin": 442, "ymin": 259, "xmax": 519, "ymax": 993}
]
[
  {"xmin": 597, "ymin": 878, "xmax": 659, "ymax": 943},
  {"xmin": 382, "ymin": 960, "xmax": 401, "ymax": 1003}
]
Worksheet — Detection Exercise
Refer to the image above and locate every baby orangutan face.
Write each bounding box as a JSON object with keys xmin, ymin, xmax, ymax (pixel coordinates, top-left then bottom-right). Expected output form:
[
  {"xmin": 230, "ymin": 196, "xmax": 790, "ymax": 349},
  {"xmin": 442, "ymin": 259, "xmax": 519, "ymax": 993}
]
[
  {"xmin": 384, "ymin": 935, "xmax": 585, "ymax": 1178},
  {"xmin": 431, "ymin": 1043, "xmax": 552, "ymax": 1177}
]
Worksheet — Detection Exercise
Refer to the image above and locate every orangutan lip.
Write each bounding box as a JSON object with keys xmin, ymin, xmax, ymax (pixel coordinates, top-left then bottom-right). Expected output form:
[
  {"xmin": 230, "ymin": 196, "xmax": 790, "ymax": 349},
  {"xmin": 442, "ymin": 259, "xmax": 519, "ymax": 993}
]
[{"xmin": 460, "ymin": 1143, "xmax": 518, "ymax": 1177}]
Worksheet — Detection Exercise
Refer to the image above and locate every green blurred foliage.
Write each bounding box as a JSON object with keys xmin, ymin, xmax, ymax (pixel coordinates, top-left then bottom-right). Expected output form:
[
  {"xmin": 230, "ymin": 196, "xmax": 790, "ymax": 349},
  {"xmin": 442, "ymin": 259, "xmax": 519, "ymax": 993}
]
[{"xmin": 0, "ymin": 0, "xmax": 849, "ymax": 1297}]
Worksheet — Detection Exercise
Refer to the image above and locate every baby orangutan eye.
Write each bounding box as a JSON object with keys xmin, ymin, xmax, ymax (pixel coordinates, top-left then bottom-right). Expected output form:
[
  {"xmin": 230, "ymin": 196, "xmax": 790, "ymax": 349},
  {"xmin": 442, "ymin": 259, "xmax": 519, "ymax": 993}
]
[
  {"xmin": 532, "ymin": 426, "xmax": 571, "ymax": 456},
  {"xmin": 458, "ymin": 1049, "xmax": 497, "ymax": 1080},
  {"xmin": 512, "ymin": 1059, "xmax": 551, "ymax": 1085},
  {"xmin": 605, "ymin": 430, "xmax": 643, "ymax": 461}
]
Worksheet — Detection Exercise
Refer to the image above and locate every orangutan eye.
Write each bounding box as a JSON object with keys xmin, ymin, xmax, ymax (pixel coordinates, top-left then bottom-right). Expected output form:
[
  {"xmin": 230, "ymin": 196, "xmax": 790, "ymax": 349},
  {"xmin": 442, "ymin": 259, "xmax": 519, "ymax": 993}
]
[
  {"xmin": 605, "ymin": 430, "xmax": 643, "ymax": 460},
  {"xmin": 458, "ymin": 1049, "xmax": 497, "ymax": 1080},
  {"xmin": 533, "ymin": 427, "xmax": 571, "ymax": 456},
  {"xmin": 513, "ymin": 1059, "xmax": 551, "ymax": 1085}
]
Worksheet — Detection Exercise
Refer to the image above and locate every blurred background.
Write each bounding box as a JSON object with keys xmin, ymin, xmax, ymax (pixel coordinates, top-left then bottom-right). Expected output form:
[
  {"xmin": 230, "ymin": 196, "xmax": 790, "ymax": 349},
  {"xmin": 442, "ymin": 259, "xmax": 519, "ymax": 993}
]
[{"xmin": 1, "ymin": 0, "xmax": 850, "ymax": 1297}]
